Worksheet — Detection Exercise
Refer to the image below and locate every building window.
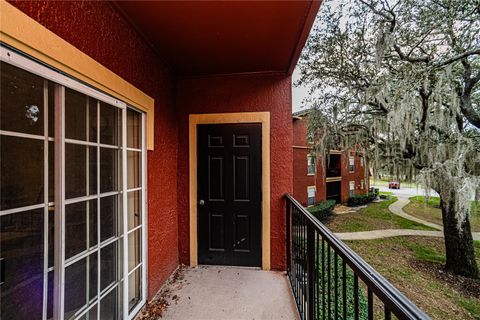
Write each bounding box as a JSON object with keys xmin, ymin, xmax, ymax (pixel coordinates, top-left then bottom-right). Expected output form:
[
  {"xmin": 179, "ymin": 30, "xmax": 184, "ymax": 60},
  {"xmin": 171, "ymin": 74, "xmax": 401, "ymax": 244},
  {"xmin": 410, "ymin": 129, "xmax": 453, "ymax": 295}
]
[
  {"xmin": 361, "ymin": 179, "xmax": 364, "ymax": 189},
  {"xmin": 349, "ymin": 181, "xmax": 355, "ymax": 197},
  {"xmin": 307, "ymin": 186, "xmax": 316, "ymax": 206},
  {"xmin": 0, "ymin": 51, "xmax": 146, "ymax": 319},
  {"xmin": 307, "ymin": 154, "xmax": 315, "ymax": 175},
  {"xmin": 349, "ymin": 156, "xmax": 355, "ymax": 172}
]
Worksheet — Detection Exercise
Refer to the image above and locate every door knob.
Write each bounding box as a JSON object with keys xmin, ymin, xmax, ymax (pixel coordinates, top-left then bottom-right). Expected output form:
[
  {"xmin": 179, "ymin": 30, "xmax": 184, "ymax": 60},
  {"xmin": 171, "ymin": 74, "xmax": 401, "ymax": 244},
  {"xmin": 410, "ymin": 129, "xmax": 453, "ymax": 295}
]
[{"xmin": 199, "ymin": 200, "xmax": 205, "ymax": 205}]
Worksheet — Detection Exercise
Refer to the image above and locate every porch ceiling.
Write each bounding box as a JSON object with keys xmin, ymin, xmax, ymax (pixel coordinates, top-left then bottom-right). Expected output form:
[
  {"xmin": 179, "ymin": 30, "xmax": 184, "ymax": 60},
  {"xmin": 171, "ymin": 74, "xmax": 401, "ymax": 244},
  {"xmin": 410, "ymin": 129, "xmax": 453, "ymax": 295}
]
[{"xmin": 113, "ymin": 1, "xmax": 321, "ymax": 77}]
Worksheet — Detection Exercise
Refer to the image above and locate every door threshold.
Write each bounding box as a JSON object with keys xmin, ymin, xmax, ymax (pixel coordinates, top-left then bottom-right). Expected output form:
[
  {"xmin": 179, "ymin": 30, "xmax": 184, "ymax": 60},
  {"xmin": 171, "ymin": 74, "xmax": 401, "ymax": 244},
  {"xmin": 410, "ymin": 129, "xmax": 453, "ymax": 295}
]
[{"xmin": 197, "ymin": 264, "xmax": 262, "ymax": 270}]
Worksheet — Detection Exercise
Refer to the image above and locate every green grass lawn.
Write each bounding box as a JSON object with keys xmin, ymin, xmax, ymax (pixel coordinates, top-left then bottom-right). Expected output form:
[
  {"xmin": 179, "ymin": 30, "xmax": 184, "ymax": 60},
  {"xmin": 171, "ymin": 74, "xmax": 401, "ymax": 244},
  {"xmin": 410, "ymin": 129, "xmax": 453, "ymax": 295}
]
[
  {"xmin": 345, "ymin": 237, "xmax": 480, "ymax": 320},
  {"xmin": 404, "ymin": 196, "xmax": 480, "ymax": 232},
  {"xmin": 324, "ymin": 197, "xmax": 436, "ymax": 233},
  {"xmin": 379, "ymin": 191, "xmax": 393, "ymax": 196}
]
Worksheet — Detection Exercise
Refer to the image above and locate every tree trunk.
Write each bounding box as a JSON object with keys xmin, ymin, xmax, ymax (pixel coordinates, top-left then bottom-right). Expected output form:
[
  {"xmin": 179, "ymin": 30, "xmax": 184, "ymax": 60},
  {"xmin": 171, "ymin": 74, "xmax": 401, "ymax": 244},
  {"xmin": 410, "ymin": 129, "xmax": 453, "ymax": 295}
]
[{"xmin": 440, "ymin": 188, "xmax": 479, "ymax": 278}]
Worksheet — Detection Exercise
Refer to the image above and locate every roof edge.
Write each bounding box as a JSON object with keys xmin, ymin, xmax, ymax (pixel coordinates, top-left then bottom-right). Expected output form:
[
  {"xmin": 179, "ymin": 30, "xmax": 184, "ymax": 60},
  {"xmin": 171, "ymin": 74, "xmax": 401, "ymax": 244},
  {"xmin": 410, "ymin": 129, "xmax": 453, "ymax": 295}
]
[{"xmin": 286, "ymin": 0, "xmax": 322, "ymax": 75}]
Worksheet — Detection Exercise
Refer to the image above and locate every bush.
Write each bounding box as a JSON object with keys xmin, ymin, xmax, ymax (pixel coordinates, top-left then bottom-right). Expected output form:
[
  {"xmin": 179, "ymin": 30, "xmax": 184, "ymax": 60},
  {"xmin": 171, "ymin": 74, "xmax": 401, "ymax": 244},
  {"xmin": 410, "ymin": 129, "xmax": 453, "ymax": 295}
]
[
  {"xmin": 316, "ymin": 251, "xmax": 369, "ymax": 320},
  {"xmin": 347, "ymin": 189, "xmax": 378, "ymax": 207},
  {"xmin": 308, "ymin": 199, "xmax": 336, "ymax": 220},
  {"xmin": 292, "ymin": 245, "xmax": 369, "ymax": 320}
]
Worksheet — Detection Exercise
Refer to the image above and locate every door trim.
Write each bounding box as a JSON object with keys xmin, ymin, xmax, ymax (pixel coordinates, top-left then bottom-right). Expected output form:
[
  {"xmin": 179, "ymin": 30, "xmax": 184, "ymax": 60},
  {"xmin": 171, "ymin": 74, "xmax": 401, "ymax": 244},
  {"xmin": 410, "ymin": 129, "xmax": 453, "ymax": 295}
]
[{"xmin": 189, "ymin": 112, "xmax": 270, "ymax": 270}]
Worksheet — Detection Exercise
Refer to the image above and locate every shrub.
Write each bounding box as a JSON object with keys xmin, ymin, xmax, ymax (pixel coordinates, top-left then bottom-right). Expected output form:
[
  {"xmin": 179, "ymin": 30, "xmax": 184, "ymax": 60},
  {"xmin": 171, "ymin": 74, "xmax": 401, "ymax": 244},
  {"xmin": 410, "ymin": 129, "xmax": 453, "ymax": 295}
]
[
  {"xmin": 292, "ymin": 245, "xmax": 369, "ymax": 320},
  {"xmin": 347, "ymin": 189, "xmax": 378, "ymax": 207},
  {"xmin": 308, "ymin": 199, "xmax": 336, "ymax": 220},
  {"xmin": 316, "ymin": 252, "xmax": 369, "ymax": 320}
]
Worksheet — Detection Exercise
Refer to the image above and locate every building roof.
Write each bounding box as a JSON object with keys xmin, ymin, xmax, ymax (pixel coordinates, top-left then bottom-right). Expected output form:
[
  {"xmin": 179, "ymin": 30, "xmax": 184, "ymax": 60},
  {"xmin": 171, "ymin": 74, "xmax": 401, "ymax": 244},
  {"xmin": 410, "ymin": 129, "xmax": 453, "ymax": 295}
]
[
  {"xmin": 292, "ymin": 108, "xmax": 314, "ymax": 119},
  {"xmin": 113, "ymin": 1, "xmax": 321, "ymax": 77}
]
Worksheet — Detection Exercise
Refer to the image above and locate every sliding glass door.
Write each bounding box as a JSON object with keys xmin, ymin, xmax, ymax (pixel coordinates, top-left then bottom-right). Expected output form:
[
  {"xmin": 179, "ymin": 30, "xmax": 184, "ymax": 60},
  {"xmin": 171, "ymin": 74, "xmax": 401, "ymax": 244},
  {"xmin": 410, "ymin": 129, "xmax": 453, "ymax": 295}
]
[
  {"xmin": 0, "ymin": 47, "xmax": 146, "ymax": 320},
  {"xmin": 0, "ymin": 61, "xmax": 51, "ymax": 320}
]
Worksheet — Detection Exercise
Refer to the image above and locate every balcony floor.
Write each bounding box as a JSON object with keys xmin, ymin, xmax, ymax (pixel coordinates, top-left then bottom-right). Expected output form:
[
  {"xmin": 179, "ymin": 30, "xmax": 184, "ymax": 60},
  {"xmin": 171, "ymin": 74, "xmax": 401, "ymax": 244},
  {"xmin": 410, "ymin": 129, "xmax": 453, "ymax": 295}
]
[{"xmin": 161, "ymin": 266, "xmax": 299, "ymax": 320}]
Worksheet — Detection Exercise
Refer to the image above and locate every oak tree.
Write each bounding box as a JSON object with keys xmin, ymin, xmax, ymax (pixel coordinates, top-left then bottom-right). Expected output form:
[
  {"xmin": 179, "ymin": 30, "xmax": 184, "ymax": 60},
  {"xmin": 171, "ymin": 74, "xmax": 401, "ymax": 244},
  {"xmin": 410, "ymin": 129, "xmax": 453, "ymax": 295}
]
[{"xmin": 298, "ymin": 0, "xmax": 480, "ymax": 277}]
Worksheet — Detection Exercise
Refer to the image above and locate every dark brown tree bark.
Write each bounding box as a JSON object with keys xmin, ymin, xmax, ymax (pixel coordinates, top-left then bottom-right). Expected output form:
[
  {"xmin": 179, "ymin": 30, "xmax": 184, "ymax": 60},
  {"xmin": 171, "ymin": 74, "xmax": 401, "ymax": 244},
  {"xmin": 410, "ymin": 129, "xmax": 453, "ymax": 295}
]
[{"xmin": 440, "ymin": 189, "xmax": 479, "ymax": 278}]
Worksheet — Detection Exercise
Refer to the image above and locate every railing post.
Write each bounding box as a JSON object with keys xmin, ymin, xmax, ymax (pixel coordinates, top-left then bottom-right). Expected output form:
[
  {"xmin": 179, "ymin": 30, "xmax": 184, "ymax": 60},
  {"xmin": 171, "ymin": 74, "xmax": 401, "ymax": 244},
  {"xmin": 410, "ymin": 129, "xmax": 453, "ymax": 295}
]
[
  {"xmin": 286, "ymin": 198, "xmax": 291, "ymax": 274},
  {"xmin": 307, "ymin": 224, "xmax": 315, "ymax": 320}
]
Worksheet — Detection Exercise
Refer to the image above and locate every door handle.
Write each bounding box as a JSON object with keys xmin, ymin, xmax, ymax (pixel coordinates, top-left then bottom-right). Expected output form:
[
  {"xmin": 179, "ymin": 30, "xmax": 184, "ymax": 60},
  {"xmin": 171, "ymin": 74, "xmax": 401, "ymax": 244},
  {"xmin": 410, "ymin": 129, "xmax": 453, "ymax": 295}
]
[{"xmin": 199, "ymin": 200, "xmax": 205, "ymax": 206}]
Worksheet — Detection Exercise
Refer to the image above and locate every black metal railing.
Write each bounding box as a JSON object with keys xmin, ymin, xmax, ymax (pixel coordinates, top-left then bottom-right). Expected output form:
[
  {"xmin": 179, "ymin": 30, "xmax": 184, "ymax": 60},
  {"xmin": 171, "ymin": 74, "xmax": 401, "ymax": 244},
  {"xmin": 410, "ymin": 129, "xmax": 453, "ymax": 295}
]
[{"xmin": 285, "ymin": 194, "xmax": 430, "ymax": 320}]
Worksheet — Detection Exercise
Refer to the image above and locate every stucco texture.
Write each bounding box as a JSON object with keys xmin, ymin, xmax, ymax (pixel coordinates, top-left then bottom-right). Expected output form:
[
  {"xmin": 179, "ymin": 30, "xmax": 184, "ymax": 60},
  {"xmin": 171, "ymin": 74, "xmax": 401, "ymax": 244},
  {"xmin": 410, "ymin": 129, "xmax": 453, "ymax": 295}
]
[
  {"xmin": 176, "ymin": 73, "xmax": 293, "ymax": 271},
  {"xmin": 10, "ymin": 0, "xmax": 179, "ymax": 299}
]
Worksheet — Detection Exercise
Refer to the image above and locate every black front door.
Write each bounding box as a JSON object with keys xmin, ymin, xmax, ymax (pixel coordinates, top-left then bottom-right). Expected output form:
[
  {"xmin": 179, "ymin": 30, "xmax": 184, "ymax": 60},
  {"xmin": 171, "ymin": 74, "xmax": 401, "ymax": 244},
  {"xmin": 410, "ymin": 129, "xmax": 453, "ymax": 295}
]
[{"xmin": 197, "ymin": 123, "xmax": 262, "ymax": 267}]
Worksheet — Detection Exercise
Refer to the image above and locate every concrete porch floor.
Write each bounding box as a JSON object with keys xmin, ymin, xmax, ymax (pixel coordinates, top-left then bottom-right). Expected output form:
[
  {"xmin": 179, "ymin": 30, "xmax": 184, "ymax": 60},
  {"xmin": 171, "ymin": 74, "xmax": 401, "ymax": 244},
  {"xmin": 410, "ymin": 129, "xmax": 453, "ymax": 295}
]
[{"xmin": 160, "ymin": 266, "xmax": 299, "ymax": 320}]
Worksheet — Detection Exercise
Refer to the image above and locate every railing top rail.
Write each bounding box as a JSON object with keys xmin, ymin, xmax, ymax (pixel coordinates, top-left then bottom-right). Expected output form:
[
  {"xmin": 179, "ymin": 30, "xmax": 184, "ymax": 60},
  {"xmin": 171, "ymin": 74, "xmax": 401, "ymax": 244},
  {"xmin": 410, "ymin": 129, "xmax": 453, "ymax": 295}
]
[{"xmin": 285, "ymin": 193, "xmax": 430, "ymax": 320}]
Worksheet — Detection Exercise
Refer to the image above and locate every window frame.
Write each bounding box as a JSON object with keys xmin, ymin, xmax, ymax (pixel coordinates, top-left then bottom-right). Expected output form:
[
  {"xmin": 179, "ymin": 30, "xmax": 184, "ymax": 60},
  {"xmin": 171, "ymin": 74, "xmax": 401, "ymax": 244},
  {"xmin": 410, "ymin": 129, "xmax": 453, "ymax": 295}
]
[
  {"xmin": 0, "ymin": 45, "xmax": 148, "ymax": 320},
  {"xmin": 307, "ymin": 186, "xmax": 316, "ymax": 206},
  {"xmin": 349, "ymin": 181, "xmax": 355, "ymax": 197},
  {"xmin": 307, "ymin": 154, "xmax": 315, "ymax": 175},
  {"xmin": 349, "ymin": 156, "xmax": 355, "ymax": 173}
]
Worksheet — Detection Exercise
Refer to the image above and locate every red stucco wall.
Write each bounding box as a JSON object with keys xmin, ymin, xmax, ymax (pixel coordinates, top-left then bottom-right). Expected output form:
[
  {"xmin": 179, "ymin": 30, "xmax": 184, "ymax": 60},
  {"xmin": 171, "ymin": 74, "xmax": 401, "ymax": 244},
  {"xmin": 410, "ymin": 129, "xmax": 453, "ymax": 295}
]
[
  {"xmin": 176, "ymin": 73, "xmax": 293, "ymax": 271},
  {"xmin": 292, "ymin": 116, "xmax": 368, "ymax": 206},
  {"xmin": 292, "ymin": 147, "xmax": 316, "ymax": 205},
  {"xmin": 293, "ymin": 116, "xmax": 309, "ymax": 146},
  {"xmin": 10, "ymin": 1, "xmax": 179, "ymax": 299},
  {"xmin": 342, "ymin": 152, "xmax": 368, "ymax": 202}
]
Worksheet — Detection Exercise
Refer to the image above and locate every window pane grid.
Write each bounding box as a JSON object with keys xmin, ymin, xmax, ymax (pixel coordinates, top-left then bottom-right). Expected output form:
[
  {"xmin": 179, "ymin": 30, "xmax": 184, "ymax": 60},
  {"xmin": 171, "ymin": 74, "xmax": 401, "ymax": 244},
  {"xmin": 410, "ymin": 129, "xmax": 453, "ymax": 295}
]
[
  {"xmin": 64, "ymin": 191, "xmax": 120, "ymax": 206},
  {"xmin": 0, "ymin": 203, "xmax": 46, "ymax": 216},
  {"xmin": 1, "ymin": 55, "xmax": 145, "ymax": 320},
  {"xmin": 0, "ymin": 129, "xmax": 47, "ymax": 140},
  {"xmin": 127, "ymin": 262, "xmax": 142, "ymax": 277},
  {"xmin": 127, "ymin": 225, "xmax": 142, "ymax": 235},
  {"xmin": 73, "ymin": 279, "xmax": 123, "ymax": 320},
  {"xmin": 63, "ymin": 94, "xmax": 124, "ymax": 318},
  {"xmin": 0, "ymin": 63, "xmax": 50, "ymax": 320},
  {"xmin": 65, "ymin": 138, "xmax": 121, "ymax": 150},
  {"xmin": 127, "ymin": 187, "xmax": 142, "ymax": 193},
  {"xmin": 307, "ymin": 155, "xmax": 315, "ymax": 175},
  {"xmin": 63, "ymin": 234, "xmax": 124, "ymax": 268},
  {"xmin": 125, "ymin": 108, "xmax": 144, "ymax": 316},
  {"xmin": 349, "ymin": 156, "xmax": 355, "ymax": 172}
]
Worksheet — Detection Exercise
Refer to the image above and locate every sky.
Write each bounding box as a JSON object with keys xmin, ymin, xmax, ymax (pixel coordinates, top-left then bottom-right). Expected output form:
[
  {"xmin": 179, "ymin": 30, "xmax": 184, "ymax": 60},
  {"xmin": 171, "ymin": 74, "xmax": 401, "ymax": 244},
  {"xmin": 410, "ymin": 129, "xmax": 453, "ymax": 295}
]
[
  {"xmin": 291, "ymin": 0, "xmax": 347, "ymax": 114},
  {"xmin": 292, "ymin": 67, "xmax": 310, "ymax": 113}
]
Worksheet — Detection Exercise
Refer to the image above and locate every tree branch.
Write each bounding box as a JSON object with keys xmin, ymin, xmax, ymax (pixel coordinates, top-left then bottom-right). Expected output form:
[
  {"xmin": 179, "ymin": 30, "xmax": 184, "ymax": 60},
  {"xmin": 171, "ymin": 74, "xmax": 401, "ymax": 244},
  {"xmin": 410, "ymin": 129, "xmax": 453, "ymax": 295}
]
[
  {"xmin": 367, "ymin": 100, "xmax": 389, "ymax": 114},
  {"xmin": 459, "ymin": 59, "xmax": 480, "ymax": 128},
  {"xmin": 434, "ymin": 49, "xmax": 480, "ymax": 68},
  {"xmin": 358, "ymin": 0, "xmax": 393, "ymax": 22},
  {"xmin": 393, "ymin": 44, "xmax": 430, "ymax": 63}
]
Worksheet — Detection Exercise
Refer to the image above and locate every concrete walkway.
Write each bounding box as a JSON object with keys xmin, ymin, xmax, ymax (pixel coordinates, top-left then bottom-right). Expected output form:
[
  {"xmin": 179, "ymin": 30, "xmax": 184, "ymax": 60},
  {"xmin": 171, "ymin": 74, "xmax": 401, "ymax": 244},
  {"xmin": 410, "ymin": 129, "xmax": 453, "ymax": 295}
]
[
  {"xmin": 336, "ymin": 228, "xmax": 480, "ymax": 241},
  {"xmin": 334, "ymin": 195, "xmax": 480, "ymax": 241},
  {"xmin": 388, "ymin": 196, "xmax": 443, "ymax": 230},
  {"xmin": 336, "ymin": 229, "xmax": 445, "ymax": 240},
  {"xmin": 160, "ymin": 266, "xmax": 299, "ymax": 320}
]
